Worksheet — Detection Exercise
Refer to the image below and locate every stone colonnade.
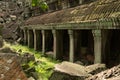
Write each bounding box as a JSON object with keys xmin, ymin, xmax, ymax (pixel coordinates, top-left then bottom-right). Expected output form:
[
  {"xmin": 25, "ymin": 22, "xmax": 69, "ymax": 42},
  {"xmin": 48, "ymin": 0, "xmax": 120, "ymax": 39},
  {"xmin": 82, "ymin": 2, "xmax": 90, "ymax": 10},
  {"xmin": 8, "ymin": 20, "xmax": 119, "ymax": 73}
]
[{"xmin": 23, "ymin": 29, "xmax": 103, "ymax": 63}]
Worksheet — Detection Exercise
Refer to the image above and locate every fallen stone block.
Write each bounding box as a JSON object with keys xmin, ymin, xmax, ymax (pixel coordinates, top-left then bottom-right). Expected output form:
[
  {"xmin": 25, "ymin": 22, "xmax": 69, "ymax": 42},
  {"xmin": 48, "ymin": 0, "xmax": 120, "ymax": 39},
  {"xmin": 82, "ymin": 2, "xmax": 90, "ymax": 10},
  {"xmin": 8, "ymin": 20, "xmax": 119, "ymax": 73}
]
[
  {"xmin": 86, "ymin": 63, "xmax": 106, "ymax": 75},
  {"xmin": 49, "ymin": 62, "xmax": 106, "ymax": 80},
  {"xmin": 45, "ymin": 51, "xmax": 54, "ymax": 58},
  {"xmin": 49, "ymin": 61, "xmax": 92, "ymax": 80},
  {"xmin": 0, "ymin": 53, "xmax": 27, "ymax": 80}
]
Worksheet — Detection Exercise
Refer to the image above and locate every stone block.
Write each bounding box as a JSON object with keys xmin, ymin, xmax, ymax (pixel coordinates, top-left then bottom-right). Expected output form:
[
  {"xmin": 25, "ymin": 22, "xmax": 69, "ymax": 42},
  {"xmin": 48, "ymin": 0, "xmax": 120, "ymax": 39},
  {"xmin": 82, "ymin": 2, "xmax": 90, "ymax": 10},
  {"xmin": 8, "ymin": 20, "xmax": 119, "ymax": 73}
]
[
  {"xmin": 49, "ymin": 61, "xmax": 91, "ymax": 80},
  {"xmin": 0, "ymin": 53, "xmax": 27, "ymax": 80},
  {"xmin": 49, "ymin": 62, "xmax": 107, "ymax": 80}
]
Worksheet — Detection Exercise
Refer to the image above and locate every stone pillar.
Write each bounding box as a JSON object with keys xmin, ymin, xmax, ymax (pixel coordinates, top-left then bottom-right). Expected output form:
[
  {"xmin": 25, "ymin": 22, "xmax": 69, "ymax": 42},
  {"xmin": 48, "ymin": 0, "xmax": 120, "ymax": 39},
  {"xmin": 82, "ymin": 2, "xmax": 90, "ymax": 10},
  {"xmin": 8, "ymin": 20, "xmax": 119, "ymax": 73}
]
[
  {"xmin": 67, "ymin": 0, "xmax": 70, "ymax": 8},
  {"xmin": 52, "ymin": 30, "xmax": 62, "ymax": 59},
  {"xmin": 79, "ymin": 0, "xmax": 84, "ymax": 4},
  {"xmin": 41, "ymin": 30, "xmax": 46, "ymax": 53},
  {"xmin": 68, "ymin": 30, "xmax": 74, "ymax": 62},
  {"xmin": 62, "ymin": 0, "xmax": 69, "ymax": 9},
  {"xmin": 52, "ymin": 30, "xmax": 57, "ymax": 59},
  {"xmin": 23, "ymin": 29, "xmax": 27, "ymax": 45},
  {"xmin": 27, "ymin": 30, "xmax": 34, "ymax": 48},
  {"xmin": 92, "ymin": 29, "xmax": 102, "ymax": 63},
  {"xmin": 33, "ymin": 29, "xmax": 37, "ymax": 50}
]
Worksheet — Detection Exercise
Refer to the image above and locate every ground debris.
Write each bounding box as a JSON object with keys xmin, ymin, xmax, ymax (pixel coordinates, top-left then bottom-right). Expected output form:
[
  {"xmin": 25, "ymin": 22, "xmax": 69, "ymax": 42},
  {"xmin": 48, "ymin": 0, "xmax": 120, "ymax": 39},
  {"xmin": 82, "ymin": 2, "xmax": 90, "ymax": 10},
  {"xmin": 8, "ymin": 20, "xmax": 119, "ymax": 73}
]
[
  {"xmin": 0, "ymin": 53, "xmax": 27, "ymax": 80},
  {"xmin": 49, "ymin": 61, "xmax": 106, "ymax": 80},
  {"xmin": 86, "ymin": 64, "xmax": 120, "ymax": 80}
]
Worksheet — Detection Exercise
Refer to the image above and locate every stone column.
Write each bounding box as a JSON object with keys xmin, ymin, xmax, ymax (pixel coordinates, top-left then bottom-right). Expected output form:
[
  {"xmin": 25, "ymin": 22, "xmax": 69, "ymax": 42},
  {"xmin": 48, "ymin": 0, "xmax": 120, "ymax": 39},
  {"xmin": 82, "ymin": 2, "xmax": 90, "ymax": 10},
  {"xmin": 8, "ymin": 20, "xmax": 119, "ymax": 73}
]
[
  {"xmin": 41, "ymin": 30, "xmax": 46, "ymax": 54},
  {"xmin": 52, "ymin": 30, "xmax": 62, "ymax": 59},
  {"xmin": 27, "ymin": 30, "xmax": 34, "ymax": 48},
  {"xmin": 92, "ymin": 29, "xmax": 102, "ymax": 63},
  {"xmin": 68, "ymin": 30, "xmax": 74, "ymax": 62},
  {"xmin": 79, "ymin": 0, "xmax": 84, "ymax": 4},
  {"xmin": 62, "ymin": 0, "xmax": 69, "ymax": 9},
  {"xmin": 23, "ymin": 29, "xmax": 27, "ymax": 45},
  {"xmin": 27, "ymin": 30, "xmax": 30, "ymax": 47},
  {"xmin": 33, "ymin": 29, "xmax": 37, "ymax": 50},
  {"xmin": 52, "ymin": 30, "xmax": 57, "ymax": 59},
  {"xmin": 67, "ymin": 0, "xmax": 70, "ymax": 8}
]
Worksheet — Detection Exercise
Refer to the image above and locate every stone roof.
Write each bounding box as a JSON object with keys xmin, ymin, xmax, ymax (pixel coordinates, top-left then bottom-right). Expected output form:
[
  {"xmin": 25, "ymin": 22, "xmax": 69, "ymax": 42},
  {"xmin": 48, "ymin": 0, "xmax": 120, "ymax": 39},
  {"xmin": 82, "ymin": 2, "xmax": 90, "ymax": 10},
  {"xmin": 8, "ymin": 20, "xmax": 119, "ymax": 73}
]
[
  {"xmin": 25, "ymin": 0, "xmax": 120, "ymax": 25},
  {"xmin": 0, "ymin": 53, "xmax": 27, "ymax": 80}
]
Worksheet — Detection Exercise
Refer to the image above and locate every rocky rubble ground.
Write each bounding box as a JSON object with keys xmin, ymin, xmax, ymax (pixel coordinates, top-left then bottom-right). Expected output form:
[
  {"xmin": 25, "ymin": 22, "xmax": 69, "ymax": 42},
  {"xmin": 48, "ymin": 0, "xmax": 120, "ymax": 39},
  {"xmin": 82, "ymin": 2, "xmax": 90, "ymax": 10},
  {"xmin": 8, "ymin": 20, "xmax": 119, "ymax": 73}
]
[
  {"xmin": 0, "ymin": 46, "xmax": 37, "ymax": 80},
  {"xmin": 0, "ymin": 0, "xmax": 30, "ymax": 42},
  {"xmin": 0, "ymin": 53, "xmax": 28, "ymax": 80},
  {"xmin": 86, "ymin": 64, "xmax": 120, "ymax": 80},
  {"xmin": 50, "ymin": 61, "xmax": 120, "ymax": 80}
]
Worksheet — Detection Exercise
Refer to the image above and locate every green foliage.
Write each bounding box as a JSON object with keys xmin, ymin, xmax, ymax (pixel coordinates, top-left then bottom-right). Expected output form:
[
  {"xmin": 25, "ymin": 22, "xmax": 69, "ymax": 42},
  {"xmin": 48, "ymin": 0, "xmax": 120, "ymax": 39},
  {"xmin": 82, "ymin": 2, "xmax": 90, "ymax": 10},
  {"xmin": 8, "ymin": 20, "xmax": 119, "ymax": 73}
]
[
  {"xmin": 4, "ymin": 42, "xmax": 59, "ymax": 80},
  {"xmin": 32, "ymin": 0, "xmax": 48, "ymax": 11},
  {"xmin": 32, "ymin": 0, "xmax": 39, "ymax": 7},
  {"xmin": 39, "ymin": 1, "xmax": 48, "ymax": 11},
  {"xmin": 28, "ymin": 61, "xmax": 35, "ymax": 67}
]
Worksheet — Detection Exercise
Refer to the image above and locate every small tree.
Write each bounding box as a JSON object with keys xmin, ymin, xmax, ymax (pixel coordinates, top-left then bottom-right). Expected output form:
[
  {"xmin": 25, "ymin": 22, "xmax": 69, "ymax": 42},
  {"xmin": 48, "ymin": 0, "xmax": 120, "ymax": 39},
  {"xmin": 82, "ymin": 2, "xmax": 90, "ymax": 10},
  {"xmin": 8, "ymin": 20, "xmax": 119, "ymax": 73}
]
[
  {"xmin": 32, "ymin": 0, "xmax": 48, "ymax": 12},
  {"xmin": 32, "ymin": 0, "xmax": 39, "ymax": 7}
]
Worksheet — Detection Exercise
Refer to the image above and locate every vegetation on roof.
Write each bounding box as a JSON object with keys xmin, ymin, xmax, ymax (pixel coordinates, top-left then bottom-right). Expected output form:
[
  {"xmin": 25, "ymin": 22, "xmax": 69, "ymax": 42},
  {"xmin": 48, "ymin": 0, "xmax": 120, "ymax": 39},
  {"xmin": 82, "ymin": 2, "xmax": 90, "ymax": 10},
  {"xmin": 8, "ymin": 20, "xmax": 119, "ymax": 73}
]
[{"xmin": 25, "ymin": 0, "xmax": 120, "ymax": 25}]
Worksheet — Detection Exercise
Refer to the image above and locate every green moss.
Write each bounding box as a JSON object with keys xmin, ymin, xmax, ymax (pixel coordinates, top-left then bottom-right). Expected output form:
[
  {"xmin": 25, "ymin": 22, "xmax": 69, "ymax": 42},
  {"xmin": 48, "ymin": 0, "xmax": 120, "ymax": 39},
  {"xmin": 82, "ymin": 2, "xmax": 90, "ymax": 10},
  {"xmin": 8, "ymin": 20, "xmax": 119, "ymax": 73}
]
[{"xmin": 4, "ymin": 42, "xmax": 60, "ymax": 80}]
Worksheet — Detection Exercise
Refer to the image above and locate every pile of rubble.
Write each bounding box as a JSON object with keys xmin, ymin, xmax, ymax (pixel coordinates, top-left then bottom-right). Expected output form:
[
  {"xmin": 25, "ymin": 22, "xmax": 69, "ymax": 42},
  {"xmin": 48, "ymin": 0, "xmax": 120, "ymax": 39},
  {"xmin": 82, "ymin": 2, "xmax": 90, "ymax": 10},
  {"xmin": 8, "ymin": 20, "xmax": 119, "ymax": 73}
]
[
  {"xmin": 0, "ymin": 53, "xmax": 28, "ymax": 80},
  {"xmin": 0, "ymin": 0, "xmax": 31, "ymax": 42},
  {"xmin": 87, "ymin": 65, "xmax": 120, "ymax": 80},
  {"xmin": 0, "ymin": 46, "xmax": 37, "ymax": 80},
  {"xmin": 49, "ymin": 61, "xmax": 120, "ymax": 80}
]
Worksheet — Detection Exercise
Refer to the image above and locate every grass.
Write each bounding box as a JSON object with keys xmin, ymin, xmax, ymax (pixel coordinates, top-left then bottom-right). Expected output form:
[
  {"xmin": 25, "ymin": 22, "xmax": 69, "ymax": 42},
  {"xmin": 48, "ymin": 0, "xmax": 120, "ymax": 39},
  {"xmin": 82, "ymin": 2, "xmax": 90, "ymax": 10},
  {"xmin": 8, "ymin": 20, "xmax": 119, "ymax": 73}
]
[{"xmin": 4, "ymin": 42, "xmax": 60, "ymax": 80}]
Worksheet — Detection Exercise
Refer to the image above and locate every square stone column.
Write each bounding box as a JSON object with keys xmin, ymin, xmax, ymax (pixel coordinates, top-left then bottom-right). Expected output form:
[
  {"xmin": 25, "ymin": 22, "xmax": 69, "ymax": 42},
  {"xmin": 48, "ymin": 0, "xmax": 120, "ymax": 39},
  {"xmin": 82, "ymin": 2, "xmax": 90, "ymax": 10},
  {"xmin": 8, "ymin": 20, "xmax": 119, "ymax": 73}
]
[
  {"xmin": 27, "ymin": 30, "xmax": 34, "ymax": 48},
  {"xmin": 92, "ymin": 29, "xmax": 102, "ymax": 63},
  {"xmin": 68, "ymin": 30, "xmax": 75, "ymax": 62},
  {"xmin": 52, "ymin": 30, "xmax": 63, "ymax": 59},
  {"xmin": 23, "ymin": 29, "xmax": 27, "ymax": 45}
]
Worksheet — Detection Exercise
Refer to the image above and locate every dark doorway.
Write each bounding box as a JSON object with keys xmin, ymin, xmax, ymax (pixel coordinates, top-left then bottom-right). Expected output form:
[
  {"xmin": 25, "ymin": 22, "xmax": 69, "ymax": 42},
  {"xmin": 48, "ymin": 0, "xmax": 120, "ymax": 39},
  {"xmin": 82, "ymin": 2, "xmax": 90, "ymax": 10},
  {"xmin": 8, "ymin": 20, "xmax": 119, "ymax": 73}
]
[
  {"xmin": 28, "ymin": 30, "xmax": 34, "ymax": 48},
  {"xmin": 60, "ymin": 30, "xmax": 69, "ymax": 61},
  {"xmin": 69, "ymin": 0, "xmax": 79, "ymax": 7},
  {"xmin": 75, "ymin": 30, "xmax": 94, "ymax": 65},
  {"xmin": 45, "ymin": 30, "xmax": 53, "ymax": 52},
  {"xmin": 35, "ymin": 30, "xmax": 42, "ymax": 51},
  {"xmin": 105, "ymin": 30, "xmax": 120, "ymax": 68}
]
